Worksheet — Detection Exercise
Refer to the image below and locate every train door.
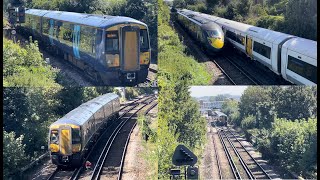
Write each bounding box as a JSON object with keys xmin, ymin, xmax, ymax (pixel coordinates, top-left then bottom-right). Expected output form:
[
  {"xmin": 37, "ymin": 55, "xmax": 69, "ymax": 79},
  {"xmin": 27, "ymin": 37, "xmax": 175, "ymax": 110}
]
[
  {"xmin": 59, "ymin": 126, "xmax": 72, "ymax": 156},
  {"xmin": 120, "ymin": 26, "xmax": 140, "ymax": 72},
  {"xmin": 246, "ymin": 36, "xmax": 253, "ymax": 59}
]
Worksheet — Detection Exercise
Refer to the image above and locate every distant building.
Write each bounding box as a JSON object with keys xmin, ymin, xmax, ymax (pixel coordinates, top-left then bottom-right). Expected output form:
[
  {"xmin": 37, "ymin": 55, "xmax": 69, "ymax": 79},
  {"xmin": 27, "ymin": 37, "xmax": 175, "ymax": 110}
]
[{"xmin": 199, "ymin": 100, "xmax": 224, "ymax": 110}]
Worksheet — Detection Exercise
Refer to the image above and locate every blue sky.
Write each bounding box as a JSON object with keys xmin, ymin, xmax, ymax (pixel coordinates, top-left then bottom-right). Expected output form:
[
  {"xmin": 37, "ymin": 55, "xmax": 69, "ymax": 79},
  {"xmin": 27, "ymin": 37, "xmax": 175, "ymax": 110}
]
[{"xmin": 189, "ymin": 86, "xmax": 248, "ymax": 97}]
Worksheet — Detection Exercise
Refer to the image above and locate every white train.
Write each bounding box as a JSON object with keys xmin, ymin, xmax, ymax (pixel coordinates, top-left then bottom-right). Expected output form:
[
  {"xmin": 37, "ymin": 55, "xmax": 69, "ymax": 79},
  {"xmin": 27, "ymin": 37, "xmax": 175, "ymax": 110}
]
[{"xmin": 179, "ymin": 9, "xmax": 317, "ymax": 85}]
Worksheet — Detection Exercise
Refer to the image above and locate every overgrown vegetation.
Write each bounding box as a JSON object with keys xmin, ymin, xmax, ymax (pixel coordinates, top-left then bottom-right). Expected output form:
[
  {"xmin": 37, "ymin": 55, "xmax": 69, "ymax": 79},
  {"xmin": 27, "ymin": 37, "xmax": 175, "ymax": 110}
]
[
  {"xmin": 3, "ymin": 37, "xmax": 60, "ymax": 87},
  {"xmin": 158, "ymin": 0, "xmax": 208, "ymax": 178},
  {"xmin": 221, "ymin": 86, "xmax": 317, "ymax": 178},
  {"xmin": 172, "ymin": 0, "xmax": 317, "ymax": 41},
  {"xmin": 137, "ymin": 114, "xmax": 158, "ymax": 179}
]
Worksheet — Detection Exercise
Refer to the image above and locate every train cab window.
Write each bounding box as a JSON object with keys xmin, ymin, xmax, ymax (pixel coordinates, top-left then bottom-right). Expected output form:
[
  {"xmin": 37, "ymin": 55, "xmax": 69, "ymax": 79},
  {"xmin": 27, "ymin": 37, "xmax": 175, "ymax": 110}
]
[
  {"xmin": 287, "ymin": 56, "xmax": 317, "ymax": 83},
  {"xmin": 50, "ymin": 130, "xmax": 59, "ymax": 144},
  {"xmin": 106, "ymin": 31, "xmax": 119, "ymax": 53},
  {"xmin": 253, "ymin": 41, "xmax": 271, "ymax": 59},
  {"xmin": 72, "ymin": 128, "xmax": 81, "ymax": 144},
  {"xmin": 206, "ymin": 30, "xmax": 220, "ymax": 38},
  {"xmin": 140, "ymin": 30, "xmax": 149, "ymax": 51}
]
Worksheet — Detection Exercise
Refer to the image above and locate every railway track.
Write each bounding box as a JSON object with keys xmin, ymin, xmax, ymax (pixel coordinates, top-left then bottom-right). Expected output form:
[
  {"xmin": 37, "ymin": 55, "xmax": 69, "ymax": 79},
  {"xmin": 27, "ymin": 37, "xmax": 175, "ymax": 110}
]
[
  {"xmin": 47, "ymin": 167, "xmax": 78, "ymax": 180},
  {"xmin": 213, "ymin": 122, "xmax": 272, "ymax": 179},
  {"xmin": 171, "ymin": 16, "xmax": 291, "ymax": 85},
  {"xmin": 89, "ymin": 97, "xmax": 156, "ymax": 180}
]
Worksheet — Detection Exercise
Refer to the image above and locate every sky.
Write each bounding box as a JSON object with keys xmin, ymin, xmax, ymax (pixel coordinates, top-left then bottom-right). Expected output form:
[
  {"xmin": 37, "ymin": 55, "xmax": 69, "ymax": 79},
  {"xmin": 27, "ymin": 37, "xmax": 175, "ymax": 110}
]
[{"xmin": 189, "ymin": 86, "xmax": 248, "ymax": 97}]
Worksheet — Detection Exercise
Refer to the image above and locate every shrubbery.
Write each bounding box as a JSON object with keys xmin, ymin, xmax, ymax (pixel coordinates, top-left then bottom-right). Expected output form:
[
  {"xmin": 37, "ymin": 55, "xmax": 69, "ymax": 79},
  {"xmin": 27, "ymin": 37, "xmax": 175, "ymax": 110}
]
[{"xmin": 3, "ymin": 37, "xmax": 60, "ymax": 87}]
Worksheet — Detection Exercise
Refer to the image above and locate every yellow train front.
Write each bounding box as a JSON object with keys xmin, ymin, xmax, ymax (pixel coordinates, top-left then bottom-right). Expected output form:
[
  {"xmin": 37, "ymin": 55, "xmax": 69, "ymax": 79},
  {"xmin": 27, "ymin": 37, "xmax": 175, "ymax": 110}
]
[
  {"xmin": 48, "ymin": 93, "xmax": 120, "ymax": 167},
  {"xmin": 49, "ymin": 120, "xmax": 83, "ymax": 167},
  {"xmin": 176, "ymin": 9, "xmax": 224, "ymax": 53}
]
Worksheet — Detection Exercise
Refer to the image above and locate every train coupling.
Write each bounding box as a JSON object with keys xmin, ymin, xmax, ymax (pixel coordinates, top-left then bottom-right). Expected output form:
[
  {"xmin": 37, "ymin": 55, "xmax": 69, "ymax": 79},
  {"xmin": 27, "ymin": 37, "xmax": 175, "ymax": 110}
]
[
  {"xmin": 126, "ymin": 72, "xmax": 136, "ymax": 81},
  {"xmin": 62, "ymin": 156, "xmax": 69, "ymax": 162}
]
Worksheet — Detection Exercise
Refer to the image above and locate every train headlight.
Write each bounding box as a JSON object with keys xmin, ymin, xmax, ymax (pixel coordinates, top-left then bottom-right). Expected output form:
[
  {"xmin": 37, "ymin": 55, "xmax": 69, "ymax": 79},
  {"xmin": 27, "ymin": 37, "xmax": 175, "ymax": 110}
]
[
  {"xmin": 50, "ymin": 144, "xmax": 59, "ymax": 152},
  {"xmin": 72, "ymin": 144, "xmax": 81, "ymax": 152},
  {"xmin": 106, "ymin": 54, "xmax": 120, "ymax": 67}
]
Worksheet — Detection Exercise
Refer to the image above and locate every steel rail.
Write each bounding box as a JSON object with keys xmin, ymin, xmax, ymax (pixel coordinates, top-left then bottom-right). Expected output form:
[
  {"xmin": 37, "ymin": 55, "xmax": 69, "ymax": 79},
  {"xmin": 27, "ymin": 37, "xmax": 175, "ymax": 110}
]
[
  {"xmin": 221, "ymin": 129, "xmax": 255, "ymax": 180},
  {"xmin": 217, "ymin": 128, "xmax": 241, "ymax": 179},
  {"xmin": 222, "ymin": 55, "xmax": 260, "ymax": 85},
  {"xmin": 212, "ymin": 134, "xmax": 223, "ymax": 179},
  {"xmin": 70, "ymin": 96, "xmax": 151, "ymax": 180},
  {"xmin": 117, "ymin": 101, "xmax": 158, "ymax": 180}
]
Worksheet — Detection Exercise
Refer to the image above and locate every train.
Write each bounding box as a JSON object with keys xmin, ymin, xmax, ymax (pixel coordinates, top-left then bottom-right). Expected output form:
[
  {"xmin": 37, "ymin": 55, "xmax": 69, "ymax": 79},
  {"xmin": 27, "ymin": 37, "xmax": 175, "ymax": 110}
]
[
  {"xmin": 48, "ymin": 93, "xmax": 120, "ymax": 167},
  {"xmin": 213, "ymin": 111, "xmax": 228, "ymax": 126},
  {"xmin": 176, "ymin": 9, "xmax": 317, "ymax": 85},
  {"xmin": 176, "ymin": 9, "xmax": 224, "ymax": 53},
  {"xmin": 18, "ymin": 9, "xmax": 151, "ymax": 85}
]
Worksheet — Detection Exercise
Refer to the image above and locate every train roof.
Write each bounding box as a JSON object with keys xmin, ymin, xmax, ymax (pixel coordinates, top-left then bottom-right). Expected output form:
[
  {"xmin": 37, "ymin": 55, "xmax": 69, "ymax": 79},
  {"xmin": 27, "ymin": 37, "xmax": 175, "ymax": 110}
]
[
  {"xmin": 25, "ymin": 9, "xmax": 147, "ymax": 28},
  {"xmin": 214, "ymin": 111, "xmax": 227, "ymax": 117},
  {"xmin": 50, "ymin": 93, "xmax": 118, "ymax": 127},
  {"xmin": 282, "ymin": 37, "xmax": 317, "ymax": 60},
  {"xmin": 182, "ymin": 9, "xmax": 295, "ymax": 44}
]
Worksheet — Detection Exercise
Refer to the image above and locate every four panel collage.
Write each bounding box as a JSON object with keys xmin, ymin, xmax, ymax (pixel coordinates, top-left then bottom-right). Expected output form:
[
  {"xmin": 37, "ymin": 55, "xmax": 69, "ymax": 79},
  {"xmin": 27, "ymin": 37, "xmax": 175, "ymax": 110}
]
[{"xmin": 3, "ymin": 0, "xmax": 317, "ymax": 179}]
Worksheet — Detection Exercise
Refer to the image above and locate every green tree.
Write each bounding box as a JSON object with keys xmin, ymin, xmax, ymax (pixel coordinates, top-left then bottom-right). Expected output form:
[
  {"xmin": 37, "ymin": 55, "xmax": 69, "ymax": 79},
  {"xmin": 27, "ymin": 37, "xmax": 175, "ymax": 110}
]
[
  {"xmin": 238, "ymin": 86, "xmax": 270, "ymax": 120},
  {"xmin": 274, "ymin": 86, "xmax": 317, "ymax": 120},
  {"xmin": 3, "ymin": 130, "xmax": 29, "ymax": 178},
  {"xmin": 284, "ymin": 0, "xmax": 317, "ymax": 40}
]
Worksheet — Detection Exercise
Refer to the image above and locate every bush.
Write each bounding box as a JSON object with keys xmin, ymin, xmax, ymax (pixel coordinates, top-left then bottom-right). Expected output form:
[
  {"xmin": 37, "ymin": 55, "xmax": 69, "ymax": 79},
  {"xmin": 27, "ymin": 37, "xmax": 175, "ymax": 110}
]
[
  {"xmin": 241, "ymin": 115, "xmax": 256, "ymax": 130},
  {"xmin": 3, "ymin": 37, "xmax": 60, "ymax": 87}
]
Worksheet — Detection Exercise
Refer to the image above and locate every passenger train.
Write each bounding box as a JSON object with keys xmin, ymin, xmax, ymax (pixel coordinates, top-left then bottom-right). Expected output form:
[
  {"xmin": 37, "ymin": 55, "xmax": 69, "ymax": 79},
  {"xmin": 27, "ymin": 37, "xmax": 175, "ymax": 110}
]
[
  {"xmin": 48, "ymin": 93, "xmax": 120, "ymax": 167},
  {"xmin": 18, "ymin": 9, "xmax": 151, "ymax": 85},
  {"xmin": 176, "ymin": 9, "xmax": 317, "ymax": 85},
  {"xmin": 213, "ymin": 111, "xmax": 228, "ymax": 126},
  {"xmin": 176, "ymin": 9, "xmax": 224, "ymax": 52}
]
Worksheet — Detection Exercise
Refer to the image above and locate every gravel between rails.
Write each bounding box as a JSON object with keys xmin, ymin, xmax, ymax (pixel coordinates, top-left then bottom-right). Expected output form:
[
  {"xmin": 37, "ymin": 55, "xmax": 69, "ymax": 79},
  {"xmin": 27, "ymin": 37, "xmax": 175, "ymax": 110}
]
[{"xmin": 212, "ymin": 127, "xmax": 235, "ymax": 179}]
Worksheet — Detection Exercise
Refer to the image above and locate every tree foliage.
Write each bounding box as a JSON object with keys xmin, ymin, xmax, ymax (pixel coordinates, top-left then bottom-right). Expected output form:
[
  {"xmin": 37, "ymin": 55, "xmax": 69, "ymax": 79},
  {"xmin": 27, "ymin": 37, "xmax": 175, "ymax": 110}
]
[
  {"xmin": 180, "ymin": 0, "xmax": 317, "ymax": 40},
  {"xmin": 158, "ymin": 1, "xmax": 208, "ymax": 178},
  {"xmin": 3, "ymin": 38, "xmax": 60, "ymax": 87},
  {"xmin": 3, "ymin": 87, "xmax": 115, "ymax": 178},
  {"xmin": 3, "ymin": 130, "xmax": 29, "ymax": 179},
  {"xmin": 222, "ymin": 86, "xmax": 317, "ymax": 178}
]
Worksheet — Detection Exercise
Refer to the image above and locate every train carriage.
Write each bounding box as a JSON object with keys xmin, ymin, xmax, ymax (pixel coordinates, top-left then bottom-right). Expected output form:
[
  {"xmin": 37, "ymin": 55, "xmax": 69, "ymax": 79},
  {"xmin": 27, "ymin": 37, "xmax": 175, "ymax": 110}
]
[
  {"xmin": 214, "ymin": 111, "xmax": 228, "ymax": 126},
  {"xmin": 19, "ymin": 9, "xmax": 151, "ymax": 85},
  {"xmin": 177, "ymin": 9, "xmax": 317, "ymax": 85},
  {"xmin": 49, "ymin": 93, "xmax": 120, "ymax": 167}
]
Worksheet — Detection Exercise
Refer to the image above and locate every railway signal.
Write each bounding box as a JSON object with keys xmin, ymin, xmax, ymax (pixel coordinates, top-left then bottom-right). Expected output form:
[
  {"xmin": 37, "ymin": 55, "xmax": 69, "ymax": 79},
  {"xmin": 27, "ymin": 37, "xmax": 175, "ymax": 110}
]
[
  {"xmin": 186, "ymin": 166, "xmax": 199, "ymax": 179},
  {"xmin": 8, "ymin": 7, "xmax": 17, "ymax": 24},
  {"xmin": 172, "ymin": 144, "xmax": 197, "ymax": 166},
  {"xmin": 17, "ymin": 6, "xmax": 25, "ymax": 23},
  {"xmin": 171, "ymin": 145, "xmax": 199, "ymax": 180}
]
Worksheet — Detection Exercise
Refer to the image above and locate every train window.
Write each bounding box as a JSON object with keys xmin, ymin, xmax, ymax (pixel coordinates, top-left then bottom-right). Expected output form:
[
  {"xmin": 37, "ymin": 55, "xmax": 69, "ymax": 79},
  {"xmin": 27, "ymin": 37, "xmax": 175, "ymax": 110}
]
[
  {"xmin": 42, "ymin": 18, "xmax": 49, "ymax": 36},
  {"xmin": 253, "ymin": 41, "xmax": 271, "ymax": 59},
  {"xmin": 59, "ymin": 22, "xmax": 73, "ymax": 46},
  {"xmin": 80, "ymin": 26, "xmax": 95, "ymax": 56},
  {"xmin": 140, "ymin": 29, "xmax": 149, "ymax": 51},
  {"xmin": 72, "ymin": 128, "xmax": 81, "ymax": 144},
  {"xmin": 106, "ymin": 31, "xmax": 119, "ymax": 53},
  {"xmin": 226, "ymin": 30, "xmax": 237, "ymax": 42},
  {"xmin": 287, "ymin": 56, "xmax": 317, "ymax": 83},
  {"xmin": 50, "ymin": 130, "xmax": 59, "ymax": 144},
  {"xmin": 206, "ymin": 30, "xmax": 219, "ymax": 37},
  {"xmin": 55, "ymin": 21, "xmax": 63, "ymax": 39},
  {"xmin": 237, "ymin": 34, "xmax": 245, "ymax": 45}
]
